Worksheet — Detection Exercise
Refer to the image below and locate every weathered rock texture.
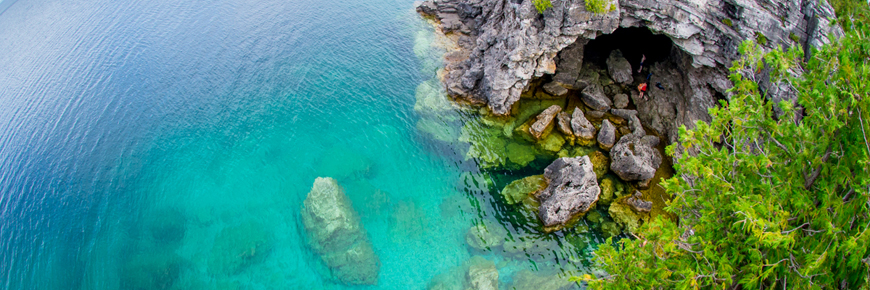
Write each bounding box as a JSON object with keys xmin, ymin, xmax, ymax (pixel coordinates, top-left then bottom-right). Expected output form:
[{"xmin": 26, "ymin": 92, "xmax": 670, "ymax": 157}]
[
  {"xmin": 301, "ymin": 177, "xmax": 380, "ymax": 285},
  {"xmin": 537, "ymin": 156, "xmax": 600, "ymax": 227},
  {"xmin": 417, "ymin": 0, "xmax": 842, "ymax": 143},
  {"xmin": 529, "ymin": 105, "xmax": 562, "ymax": 139}
]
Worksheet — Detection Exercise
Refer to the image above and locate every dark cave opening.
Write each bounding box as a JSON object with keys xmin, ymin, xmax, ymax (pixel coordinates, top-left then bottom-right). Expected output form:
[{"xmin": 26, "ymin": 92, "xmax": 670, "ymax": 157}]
[{"xmin": 583, "ymin": 27, "xmax": 674, "ymax": 72}]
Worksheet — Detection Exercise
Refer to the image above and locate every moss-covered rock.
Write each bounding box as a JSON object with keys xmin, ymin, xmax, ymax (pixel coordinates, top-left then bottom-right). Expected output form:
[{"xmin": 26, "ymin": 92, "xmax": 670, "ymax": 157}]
[
  {"xmin": 500, "ymin": 175, "xmax": 548, "ymax": 204},
  {"xmin": 600, "ymin": 221, "xmax": 622, "ymax": 238},
  {"xmin": 505, "ymin": 142, "xmax": 536, "ymax": 168},
  {"xmin": 460, "ymin": 120, "xmax": 508, "ymax": 169},
  {"xmin": 536, "ymin": 132, "xmax": 565, "ymax": 153},
  {"xmin": 598, "ymin": 177, "xmax": 616, "ymax": 206},
  {"xmin": 608, "ymin": 198, "xmax": 642, "ymax": 234},
  {"xmin": 587, "ymin": 151, "xmax": 610, "ymax": 178},
  {"xmin": 586, "ymin": 210, "xmax": 604, "ymax": 224}
]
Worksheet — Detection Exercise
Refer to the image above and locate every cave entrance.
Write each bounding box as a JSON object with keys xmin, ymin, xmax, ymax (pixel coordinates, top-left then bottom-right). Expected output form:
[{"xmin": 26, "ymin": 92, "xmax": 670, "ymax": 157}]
[{"xmin": 583, "ymin": 27, "xmax": 673, "ymax": 72}]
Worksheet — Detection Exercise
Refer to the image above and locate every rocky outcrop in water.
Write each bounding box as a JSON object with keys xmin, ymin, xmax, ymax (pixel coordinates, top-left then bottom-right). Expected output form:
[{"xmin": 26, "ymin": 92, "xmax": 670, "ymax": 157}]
[
  {"xmin": 610, "ymin": 134, "xmax": 662, "ymax": 182},
  {"xmin": 537, "ymin": 156, "xmax": 600, "ymax": 227},
  {"xmin": 301, "ymin": 177, "xmax": 380, "ymax": 285},
  {"xmin": 529, "ymin": 105, "xmax": 562, "ymax": 140},
  {"xmin": 416, "ymin": 0, "xmax": 842, "ymax": 142}
]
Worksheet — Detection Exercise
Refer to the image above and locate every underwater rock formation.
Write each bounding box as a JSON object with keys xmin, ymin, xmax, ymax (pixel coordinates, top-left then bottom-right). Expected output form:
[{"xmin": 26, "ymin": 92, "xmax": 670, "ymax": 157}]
[
  {"xmin": 500, "ymin": 174, "xmax": 548, "ymax": 205},
  {"xmin": 537, "ymin": 156, "xmax": 600, "ymax": 227},
  {"xmin": 301, "ymin": 177, "xmax": 380, "ymax": 285},
  {"xmin": 466, "ymin": 221, "xmax": 508, "ymax": 251},
  {"xmin": 208, "ymin": 222, "xmax": 272, "ymax": 275},
  {"xmin": 417, "ymin": 0, "xmax": 841, "ymax": 143},
  {"xmin": 508, "ymin": 270, "xmax": 577, "ymax": 290}
]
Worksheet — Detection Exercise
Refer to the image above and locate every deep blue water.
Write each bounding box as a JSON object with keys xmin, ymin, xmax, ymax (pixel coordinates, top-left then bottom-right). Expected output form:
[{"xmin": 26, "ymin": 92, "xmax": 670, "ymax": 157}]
[{"xmin": 0, "ymin": 0, "xmax": 598, "ymax": 289}]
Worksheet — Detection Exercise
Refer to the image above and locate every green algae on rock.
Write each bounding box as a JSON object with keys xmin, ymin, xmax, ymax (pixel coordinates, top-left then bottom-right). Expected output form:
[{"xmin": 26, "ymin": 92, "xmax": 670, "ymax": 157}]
[
  {"xmin": 301, "ymin": 177, "xmax": 380, "ymax": 285},
  {"xmin": 505, "ymin": 142, "xmax": 537, "ymax": 167},
  {"xmin": 500, "ymin": 174, "xmax": 548, "ymax": 204}
]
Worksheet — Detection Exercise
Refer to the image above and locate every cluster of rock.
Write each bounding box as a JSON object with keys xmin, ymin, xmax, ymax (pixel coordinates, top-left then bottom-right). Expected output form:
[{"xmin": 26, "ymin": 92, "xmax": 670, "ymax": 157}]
[
  {"xmin": 416, "ymin": 0, "xmax": 842, "ymax": 144},
  {"xmin": 301, "ymin": 177, "xmax": 381, "ymax": 285}
]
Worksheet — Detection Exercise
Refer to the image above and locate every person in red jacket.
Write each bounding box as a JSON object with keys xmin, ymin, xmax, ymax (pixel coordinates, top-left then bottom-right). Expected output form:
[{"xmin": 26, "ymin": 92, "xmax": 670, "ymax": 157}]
[{"xmin": 638, "ymin": 82, "xmax": 648, "ymax": 100}]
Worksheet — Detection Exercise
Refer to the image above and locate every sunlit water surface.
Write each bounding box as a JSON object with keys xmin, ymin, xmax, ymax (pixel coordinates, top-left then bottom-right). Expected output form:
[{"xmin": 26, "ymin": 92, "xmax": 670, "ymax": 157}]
[{"xmin": 0, "ymin": 0, "xmax": 604, "ymax": 289}]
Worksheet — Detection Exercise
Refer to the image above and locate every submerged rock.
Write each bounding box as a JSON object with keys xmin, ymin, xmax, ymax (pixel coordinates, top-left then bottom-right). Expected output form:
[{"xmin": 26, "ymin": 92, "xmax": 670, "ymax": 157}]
[
  {"xmin": 466, "ymin": 222, "xmax": 508, "ymax": 251},
  {"xmin": 466, "ymin": 256, "xmax": 498, "ymax": 290},
  {"xmin": 609, "ymin": 198, "xmax": 643, "ymax": 233},
  {"xmin": 580, "ymin": 84, "xmax": 612, "ymax": 112},
  {"xmin": 597, "ymin": 120, "xmax": 616, "ymax": 150},
  {"xmin": 208, "ymin": 222, "xmax": 272, "ymax": 275},
  {"xmin": 501, "ymin": 175, "xmax": 548, "ymax": 205},
  {"xmin": 536, "ymin": 132, "xmax": 565, "ymax": 153},
  {"xmin": 301, "ymin": 177, "xmax": 380, "ymax": 285},
  {"xmin": 529, "ymin": 105, "xmax": 562, "ymax": 140},
  {"xmin": 505, "ymin": 142, "xmax": 536, "ymax": 168},
  {"xmin": 610, "ymin": 134, "xmax": 662, "ymax": 182},
  {"xmin": 537, "ymin": 156, "xmax": 600, "ymax": 227},
  {"xmin": 606, "ymin": 50, "xmax": 633, "ymax": 85}
]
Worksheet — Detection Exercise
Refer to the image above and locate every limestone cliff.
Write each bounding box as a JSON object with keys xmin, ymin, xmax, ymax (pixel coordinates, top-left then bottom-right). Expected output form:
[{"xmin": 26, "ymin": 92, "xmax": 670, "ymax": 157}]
[{"xmin": 417, "ymin": 0, "xmax": 842, "ymax": 143}]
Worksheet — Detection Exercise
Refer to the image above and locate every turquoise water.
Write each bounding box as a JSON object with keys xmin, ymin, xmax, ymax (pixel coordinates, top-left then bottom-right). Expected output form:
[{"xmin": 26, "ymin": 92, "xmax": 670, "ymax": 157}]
[{"xmin": 0, "ymin": 0, "xmax": 602, "ymax": 289}]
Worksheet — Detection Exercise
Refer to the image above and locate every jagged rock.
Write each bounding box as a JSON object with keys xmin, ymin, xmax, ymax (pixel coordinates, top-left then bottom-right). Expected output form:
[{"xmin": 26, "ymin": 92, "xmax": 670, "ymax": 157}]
[
  {"xmin": 466, "ymin": 222, "xmax": 507, "ymax": 251},
  {"xmin": 501, "ymin": 175, "xmax": 548, "ymax": 205},
  {"xmin": 606, "ymin": 50, "xmax": 633, "ymax": 85},
  {"xmin": 580, "ymin": 84, "xmax": 612, "ymax": 111},
  {"xmin": 301, "ymin": 177, "xmax": 380, "ymax": 285},
  {"xmin": 466, "ymin": 256, "xmax": 498, "ymax": 290},
  {"xmin": 586, "ymin": 110, "xmax": 606, "ymax": 119},
  {"xmin": 552, "ymin": 41, "xmax": 586, "ymax": 89},
  {"xmin": 555, "ymin": 112, "xmax": 573, "ymax": 136},
  {"xmin": 543, "ymin": 82, "xmax": 568, "ymax": 97},
  {"xmin": 416, "ymin": 0, "xmax": 842, "ymax": 144},
  {"xmin": 627, "ymin": 191, "xmax": 653, "ymax": 213},
  {"xmin": 610, "ymin": 109, "xmax": 645, "ymax": 135},
  {"xmin": 610, "ymin": 135, "xmax": 662, "ymax": 182},
  {"xmin": 575, "ymin": 68, "xmax": 600, "ymax": 91},
  {"xmin": 537, "ymin": 156, "xmax": 600, "ymax": 227},
  {"xmin": 529, "ymin": 105, "xmax": 561, "ymax": 140},
  {"xmin": 597, "ymin": 120, "xmax": 616, "ymax": 150},
  {"xmin": 613, "ymin": 93, "xmax": 629, "ymax": 109},
  {"xmin": 570, "ymin": 109, "xmax": 596, "ymax": 143}
]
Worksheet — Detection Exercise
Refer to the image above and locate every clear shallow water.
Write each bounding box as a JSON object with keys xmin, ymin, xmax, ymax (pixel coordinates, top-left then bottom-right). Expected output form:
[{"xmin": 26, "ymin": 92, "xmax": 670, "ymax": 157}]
[{"xmin": 0, "ymin": 0, "xmax": 602, "ymax": 289}]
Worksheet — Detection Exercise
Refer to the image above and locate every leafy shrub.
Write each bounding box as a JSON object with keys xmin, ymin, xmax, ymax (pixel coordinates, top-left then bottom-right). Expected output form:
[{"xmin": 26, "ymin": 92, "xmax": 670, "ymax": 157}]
[
  {"xmin": 533, "ymin": 0, "xmax": 552, "ymax": 14},
  {"xmin": 585, "ymin": 0, "xmax": 613, "ymax": 14}
]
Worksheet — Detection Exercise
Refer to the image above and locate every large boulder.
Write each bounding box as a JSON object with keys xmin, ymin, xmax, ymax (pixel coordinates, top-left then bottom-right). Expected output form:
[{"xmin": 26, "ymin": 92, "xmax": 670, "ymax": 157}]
[
  {"xmin": 580, "ymin": 84, "xmax": 612, "ymax": 111},
  {"xmin": 537, "ymin": 156, "xmax": 600, "ymax": 227},
  {"xmin": 610, "ymin": 135, "xmax": 662, "ymax": 182},
  {"xmin": 301, "ymin": 177, "xmax": 380, "ymax": 285},
  {"xmin": 606, "ymin": 50, "xmax": 633, "ymax": 85},
  {"xmin": 597, "ymin": 119, "xmax": 616, "ymax": 150},
  {"xmin": 529, "ymin": 105, "xmax": 562, "ymax": 140}
]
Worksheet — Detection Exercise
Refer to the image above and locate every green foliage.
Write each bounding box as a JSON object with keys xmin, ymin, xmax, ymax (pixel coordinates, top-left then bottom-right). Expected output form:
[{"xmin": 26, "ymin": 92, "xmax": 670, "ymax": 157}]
[
  {"xmin": 586, "ymin": 21, "xmax": 870, "ymax": 290},
  {"xmin": 533, "ymin": 0, "xmax": 552, "ymax": 14},
  {"xmin": 721, "ymin": 18, "xmax": 733, "ymax": 27},
  {"xmin": 789, "ymin": 32, "xmax": 801, "ymax": 43},
  {"xmin": 755, "ymin": 32, "xmax": 768, "ymax": 46},
  {"xmin": 584, "ymin": 0, "xmax": 614, "ymax": 14},
  {"xmin": 829, "ymin": 0, "xmax": 870, "ymax": 33}
]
